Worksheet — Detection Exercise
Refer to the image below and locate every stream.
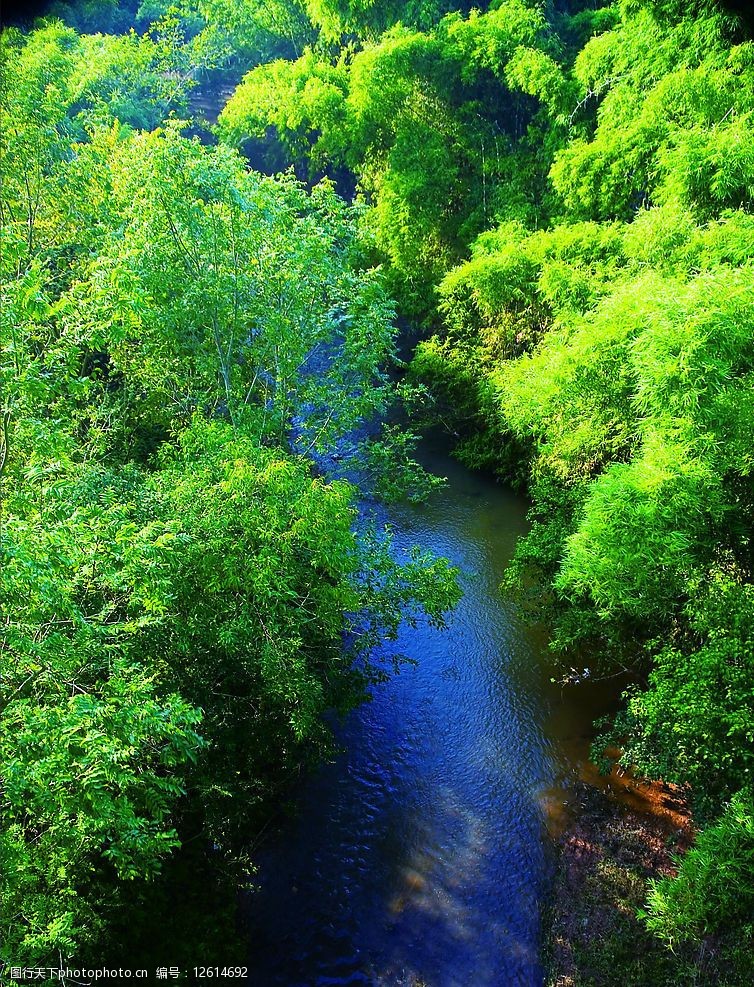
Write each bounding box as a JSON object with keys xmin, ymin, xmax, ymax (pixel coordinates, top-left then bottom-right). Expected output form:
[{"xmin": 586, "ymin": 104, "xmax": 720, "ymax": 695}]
[
  {"xmin": 185, "ymin": 77, "xmax": 612, "ymax": 987},
  {"xmin": 242, "ymin": 433, "xmax": 614, "ymax": 986}
]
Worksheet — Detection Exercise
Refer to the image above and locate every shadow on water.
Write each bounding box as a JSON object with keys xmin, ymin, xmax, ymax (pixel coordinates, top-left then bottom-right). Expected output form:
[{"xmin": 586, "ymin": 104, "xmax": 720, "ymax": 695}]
[
  {"xmin": 171, "ymin": 72, "xmax": 626, "ymax": 987},
  {"xmin": 242, "ymin": 434, "xmax": 618, "ymax": 986}
]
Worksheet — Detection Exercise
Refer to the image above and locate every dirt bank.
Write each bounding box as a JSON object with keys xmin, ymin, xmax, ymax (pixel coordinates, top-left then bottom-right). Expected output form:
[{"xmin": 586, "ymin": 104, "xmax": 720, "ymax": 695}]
[{"xmin": 542, "ymin": 773, "xmax": 750, "ymax": 986}]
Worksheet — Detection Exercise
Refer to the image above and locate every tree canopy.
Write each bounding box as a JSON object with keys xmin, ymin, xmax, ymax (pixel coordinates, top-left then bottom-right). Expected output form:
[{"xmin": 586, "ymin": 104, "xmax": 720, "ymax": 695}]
[
  {"xmin": 1, "ymin": 16, "xmax": 458, "ymax": 965},
  {"xmin": 3, "ymin": 0, "xmax": 754, "ymax": 977}
]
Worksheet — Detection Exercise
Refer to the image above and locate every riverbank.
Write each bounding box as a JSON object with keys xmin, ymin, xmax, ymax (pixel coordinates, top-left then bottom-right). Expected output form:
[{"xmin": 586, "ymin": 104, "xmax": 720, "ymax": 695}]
[{"xmin": 542, "ymin": 776, "xmax": 749, "ymax": 986}]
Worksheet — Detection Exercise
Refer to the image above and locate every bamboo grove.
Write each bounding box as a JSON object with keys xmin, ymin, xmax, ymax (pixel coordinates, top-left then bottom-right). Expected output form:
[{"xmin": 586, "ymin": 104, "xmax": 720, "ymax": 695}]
[{"xmin": 2, "ymin": 0, "xmax": 753, "ymax": 978}]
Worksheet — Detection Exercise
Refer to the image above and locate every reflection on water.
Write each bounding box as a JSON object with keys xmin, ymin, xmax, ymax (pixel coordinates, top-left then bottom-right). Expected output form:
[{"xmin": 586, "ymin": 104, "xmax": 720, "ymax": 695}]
[{"xmin": 244, "ymin": 439, "xmax": 611, "ymax": 986}]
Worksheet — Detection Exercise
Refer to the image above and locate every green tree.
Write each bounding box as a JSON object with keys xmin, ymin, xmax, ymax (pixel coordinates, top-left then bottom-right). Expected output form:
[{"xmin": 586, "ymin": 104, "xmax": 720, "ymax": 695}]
[{"xmin": 1, "ymin": 17, "xmax": 460, "ymax": 965}]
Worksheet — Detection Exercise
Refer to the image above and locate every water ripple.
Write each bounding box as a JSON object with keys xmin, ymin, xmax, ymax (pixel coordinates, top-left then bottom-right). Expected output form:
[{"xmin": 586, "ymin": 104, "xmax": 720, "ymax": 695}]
[{"xmin": 244, "ymin": 441, "xmax": 587, "ymax": 986}]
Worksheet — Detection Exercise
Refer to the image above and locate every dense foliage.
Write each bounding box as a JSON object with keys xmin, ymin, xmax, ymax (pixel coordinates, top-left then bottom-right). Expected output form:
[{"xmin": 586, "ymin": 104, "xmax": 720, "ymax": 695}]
[
  {"xmin": 0, "ymin": 14, "xmax": 459, "ymax": 966},
  {"xmin": 411, "ymin": 0, "xmax": 754, "ymax": 971},
  {"xmin": 211, "ymin": 0, "xmax": 754, "ymax": 975},
  {"xmin": 3, "ymin": 0, "xmax": 754, "ymax": 978},
  {"xmin": 218, "ymin": 0, "xmax": 560, "ymax": 311}
]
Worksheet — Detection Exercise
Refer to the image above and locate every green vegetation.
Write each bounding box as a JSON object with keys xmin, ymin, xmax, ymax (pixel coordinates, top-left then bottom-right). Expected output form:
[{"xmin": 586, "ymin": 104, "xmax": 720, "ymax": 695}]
[
  {"xmin": 0, "ymin": 12, "xmax": 459, "ymax": 966},
  {"xmin": 219, "ymin": 0, "xmax": 557, "ymax": 312},
  {"xmin": 3, "ymin": 0, "xmax": 754, "ymax": 978}
]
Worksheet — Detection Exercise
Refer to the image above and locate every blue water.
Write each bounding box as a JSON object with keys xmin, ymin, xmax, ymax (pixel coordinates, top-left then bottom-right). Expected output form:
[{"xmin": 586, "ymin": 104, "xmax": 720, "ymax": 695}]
[{"xmin": 244, "ymin": 442, "xmax": 582, "ymax": 986}]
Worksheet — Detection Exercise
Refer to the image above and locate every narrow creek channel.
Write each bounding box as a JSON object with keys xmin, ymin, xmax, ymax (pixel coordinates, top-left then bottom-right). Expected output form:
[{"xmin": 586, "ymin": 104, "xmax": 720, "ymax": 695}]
[
  {"xmin": 242, "ymin": 433, "xmax": 615, "ymax": 986},
  {"xmin": 187, "ymin": 78, "xmax": 620, "ymax": 987}
]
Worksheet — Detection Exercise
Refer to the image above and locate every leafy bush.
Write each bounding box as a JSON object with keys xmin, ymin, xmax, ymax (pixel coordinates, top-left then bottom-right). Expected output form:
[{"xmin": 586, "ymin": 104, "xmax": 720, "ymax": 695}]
[{"xmin": 643, "ymin": 792, "xmax": 754, "ymax": 948}]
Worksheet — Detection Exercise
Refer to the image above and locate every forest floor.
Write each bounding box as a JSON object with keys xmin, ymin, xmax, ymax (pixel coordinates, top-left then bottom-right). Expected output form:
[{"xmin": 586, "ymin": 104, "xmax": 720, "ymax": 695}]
[{"xmin": 541, "ymin": 771, "xmax": 747, "ymax": 986}]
